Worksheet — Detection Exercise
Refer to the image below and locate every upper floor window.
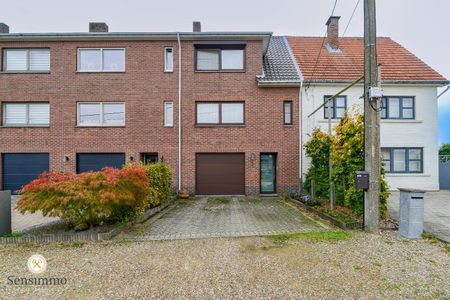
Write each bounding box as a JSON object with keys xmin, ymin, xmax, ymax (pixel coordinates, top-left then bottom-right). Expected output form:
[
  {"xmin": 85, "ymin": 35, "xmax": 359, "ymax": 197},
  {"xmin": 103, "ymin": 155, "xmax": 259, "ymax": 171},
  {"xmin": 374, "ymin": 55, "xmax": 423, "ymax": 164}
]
[
  {"xmin": 381, "ymin": 96, "xmax": 414, "ymax": 119},
  {"xmin": 164, "ymin": 47, "xmax": 173, "ymax": 72},
  {"xmin": 195, "ymin": 45, "xmax": 245, "ymax": 71},
  {"xmin": 324, "ymin": 95, "xmax": 346, "ymax": 119},
  {"xmin": 284, "ymin": 101, "xmax": 293, "ymax": 125},
  {"xmin": 3, "ymin": 49, "xmax": 50, "ymax": 72},
  {"xmin": 77, "ymin": 102, "xmax": 125, "ymax": 126},
  {"xmin": 382, "ymin": 147, "xmax": 423, "ymax": 173},
  {"xmin": 196, "ymin": 102, "xmax": 244, "ymax": 125},
  {"xmin": 164, "ymin": 101, "xmax": 173, "ymax": 127},
  {"xmin": 77, "ymin": 48, "xmax": 125, "ymax": 72},
  {"xmin": 3, "ymin": 103, "xmax": 49, "ymax": 126}
]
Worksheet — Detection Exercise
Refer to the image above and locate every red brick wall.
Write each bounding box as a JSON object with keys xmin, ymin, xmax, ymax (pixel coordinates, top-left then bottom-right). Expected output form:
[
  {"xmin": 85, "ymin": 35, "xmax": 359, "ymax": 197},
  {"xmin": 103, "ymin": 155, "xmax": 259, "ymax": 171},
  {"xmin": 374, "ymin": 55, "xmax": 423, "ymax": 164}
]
[{"xmin": 0, "ymin": 39, "xmax": 299, "ymax": 195}]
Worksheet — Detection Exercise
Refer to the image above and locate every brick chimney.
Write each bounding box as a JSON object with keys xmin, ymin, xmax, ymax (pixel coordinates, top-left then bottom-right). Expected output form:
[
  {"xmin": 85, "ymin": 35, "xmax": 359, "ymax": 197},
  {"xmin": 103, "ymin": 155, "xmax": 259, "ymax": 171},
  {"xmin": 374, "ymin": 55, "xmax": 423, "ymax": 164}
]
[
  {"xmin": 193, "ymin": 21, "xmax": 201, "ymax": 32},
  {"xmin": 0, "ymin": 23, "xmax": 9, "ymax": 34},
  {"xmin": 89, "ymin": 22, "xmax": 108, "ymax": 32},
  {"xmin": 326, "ymin": 16, "xmax": 340, "ymax": 50}
]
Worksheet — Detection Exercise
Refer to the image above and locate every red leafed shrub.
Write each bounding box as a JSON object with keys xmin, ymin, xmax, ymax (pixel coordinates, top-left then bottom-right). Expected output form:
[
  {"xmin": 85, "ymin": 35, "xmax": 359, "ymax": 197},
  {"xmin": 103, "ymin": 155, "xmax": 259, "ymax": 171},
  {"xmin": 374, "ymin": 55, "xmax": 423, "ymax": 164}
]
[{"xmin": 16, "ymin": 164, "xmax": 149, "ymax": 228}]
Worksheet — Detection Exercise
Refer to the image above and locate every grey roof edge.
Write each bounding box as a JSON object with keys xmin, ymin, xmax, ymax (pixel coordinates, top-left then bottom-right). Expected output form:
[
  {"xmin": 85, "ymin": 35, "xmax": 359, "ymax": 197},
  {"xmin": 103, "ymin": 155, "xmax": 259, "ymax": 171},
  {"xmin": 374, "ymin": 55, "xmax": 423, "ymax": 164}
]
[
  {"xmin": 283, "ymin": 36, "xmax": 304, "ymax": 81},
  {"xmin": 0, "ymin": 31, "xmax": 273, "ymax": 56},
  {"xmin": 257, "ymin": 80, "xmax": 301, "ymax": 87}
]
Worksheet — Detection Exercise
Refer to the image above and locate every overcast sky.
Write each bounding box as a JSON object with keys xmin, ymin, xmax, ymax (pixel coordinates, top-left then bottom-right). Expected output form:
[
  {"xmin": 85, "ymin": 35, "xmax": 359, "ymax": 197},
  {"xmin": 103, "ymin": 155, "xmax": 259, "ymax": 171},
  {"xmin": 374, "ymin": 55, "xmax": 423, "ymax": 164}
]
[{"xmin": 2, "ymin": 0, "xmax": 450, "ymax": 142}]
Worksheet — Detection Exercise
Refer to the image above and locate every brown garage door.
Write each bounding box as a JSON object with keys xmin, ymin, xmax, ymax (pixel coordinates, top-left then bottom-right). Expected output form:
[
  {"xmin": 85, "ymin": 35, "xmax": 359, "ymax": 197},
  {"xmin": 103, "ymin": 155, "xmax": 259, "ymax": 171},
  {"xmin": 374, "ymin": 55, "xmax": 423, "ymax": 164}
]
[{"xmin": 196, "ymin": 153, "xmax": 245, "ymax": 195}]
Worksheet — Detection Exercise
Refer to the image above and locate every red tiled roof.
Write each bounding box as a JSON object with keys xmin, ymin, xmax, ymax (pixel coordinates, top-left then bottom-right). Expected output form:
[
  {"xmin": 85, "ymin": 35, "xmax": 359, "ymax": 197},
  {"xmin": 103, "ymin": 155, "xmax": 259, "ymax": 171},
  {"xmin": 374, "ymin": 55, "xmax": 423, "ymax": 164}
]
[{"xmin": 287, "ymin": 36, "xmax": 448, "ymax": 83}]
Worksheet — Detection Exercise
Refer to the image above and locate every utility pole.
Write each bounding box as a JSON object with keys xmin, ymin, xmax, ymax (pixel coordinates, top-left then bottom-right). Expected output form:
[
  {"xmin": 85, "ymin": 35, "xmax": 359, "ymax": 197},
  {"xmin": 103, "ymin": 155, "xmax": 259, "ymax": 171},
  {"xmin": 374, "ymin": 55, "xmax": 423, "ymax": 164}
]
[{"xmin": 364, "ymin": 0, "xmax": 381, "ymax": 231}]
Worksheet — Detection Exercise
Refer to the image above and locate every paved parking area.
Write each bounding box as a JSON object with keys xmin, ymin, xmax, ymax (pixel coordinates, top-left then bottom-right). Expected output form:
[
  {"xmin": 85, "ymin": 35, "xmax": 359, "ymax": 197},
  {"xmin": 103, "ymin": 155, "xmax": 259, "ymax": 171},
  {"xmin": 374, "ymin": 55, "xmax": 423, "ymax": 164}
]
[
  {"xmin": 11, "ymin": 196, "xmax": 59, "ymax": 232},
  {"xmin": 139, "ymin": 197, "xmax": 328, "ymax": 240},
  {"xmin": 388, "ymin": 191, "xmax": 450, "ymax": 242}
]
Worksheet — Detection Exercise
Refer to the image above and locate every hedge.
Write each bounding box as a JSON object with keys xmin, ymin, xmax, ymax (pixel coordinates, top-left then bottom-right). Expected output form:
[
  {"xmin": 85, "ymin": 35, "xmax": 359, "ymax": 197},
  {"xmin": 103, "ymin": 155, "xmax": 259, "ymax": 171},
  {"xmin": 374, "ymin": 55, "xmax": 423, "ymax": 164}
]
[{"xmin": 17, "ymin": 164, "xmax": 150, "ymax": 228}]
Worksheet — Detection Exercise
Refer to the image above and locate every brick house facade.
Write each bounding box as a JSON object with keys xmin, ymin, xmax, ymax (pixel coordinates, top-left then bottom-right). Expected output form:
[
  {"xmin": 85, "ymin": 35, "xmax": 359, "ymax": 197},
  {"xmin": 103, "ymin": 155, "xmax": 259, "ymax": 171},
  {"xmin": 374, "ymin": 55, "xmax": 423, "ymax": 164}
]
[{"xmin": 0, "ymin": 24, "xmax": 302, "ymax": 195}]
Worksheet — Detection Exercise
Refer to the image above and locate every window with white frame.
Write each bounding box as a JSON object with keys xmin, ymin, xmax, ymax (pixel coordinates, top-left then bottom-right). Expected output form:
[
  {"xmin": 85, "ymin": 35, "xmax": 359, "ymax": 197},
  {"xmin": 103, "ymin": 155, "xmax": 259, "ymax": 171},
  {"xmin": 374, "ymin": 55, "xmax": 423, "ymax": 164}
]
[
  {"xmin": 164, "ymin": 101, "xmax": 173, "ymax": 127},
  {"xmin": 77, "ymin": 102, "xmax": 125, "ymax": 126},
  {"xmin": 3, "ymin": 49, "xmax": 50, "ymax": 72},
  {"xmin": 382, "ymin": 147, "xmax": 423, "ymax": 173},
  {"xmin": 196, "ymin": 102, "xmax": 244, "ymax": 125},
  {"xmin": 284, "ymin": 101, "xmax": 293, "ymax": 125},
  {"xmin": 77, "ymin": 48, "xmax": 125, "ymax": 72},
  {"xmin": 164, "ymin": 48, "xmax": 173, "ymax": 72},
  {"xmin": 3, "ymin": 103, "xmax": 50, "ymax": 126},
  {"xmin": 381, "ymin": 96, "xmax": 415, "ymax": 119}
]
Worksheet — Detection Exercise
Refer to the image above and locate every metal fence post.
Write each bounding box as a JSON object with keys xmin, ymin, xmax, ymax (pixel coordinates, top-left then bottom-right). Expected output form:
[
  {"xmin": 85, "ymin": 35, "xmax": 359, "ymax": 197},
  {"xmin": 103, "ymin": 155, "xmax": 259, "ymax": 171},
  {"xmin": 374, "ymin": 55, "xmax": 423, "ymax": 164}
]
[{"xmin": 0, "ymin": 190, "xmax": 12, "ymax": 235}]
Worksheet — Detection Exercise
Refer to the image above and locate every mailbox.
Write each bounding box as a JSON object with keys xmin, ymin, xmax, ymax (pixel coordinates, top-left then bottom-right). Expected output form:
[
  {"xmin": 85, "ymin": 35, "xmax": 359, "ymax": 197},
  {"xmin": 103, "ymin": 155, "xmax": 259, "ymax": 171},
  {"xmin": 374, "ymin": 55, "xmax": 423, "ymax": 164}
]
[{"xmin": 355, "ymin": 171, "xmax": 369, "ymax": 190}]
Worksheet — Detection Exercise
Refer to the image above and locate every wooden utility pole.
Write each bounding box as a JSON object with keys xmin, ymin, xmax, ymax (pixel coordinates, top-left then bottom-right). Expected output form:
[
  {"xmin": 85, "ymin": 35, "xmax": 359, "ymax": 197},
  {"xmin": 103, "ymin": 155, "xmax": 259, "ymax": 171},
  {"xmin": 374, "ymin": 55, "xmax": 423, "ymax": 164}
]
[{"xmin": 364, "ymin": 0, "xmax": 380, "ymax": 231}]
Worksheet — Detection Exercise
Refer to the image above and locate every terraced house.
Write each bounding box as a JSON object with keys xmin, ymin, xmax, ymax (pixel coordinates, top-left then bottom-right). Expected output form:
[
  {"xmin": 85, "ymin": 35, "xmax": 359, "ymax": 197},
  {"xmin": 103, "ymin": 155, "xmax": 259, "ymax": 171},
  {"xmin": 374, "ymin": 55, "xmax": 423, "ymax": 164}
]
[
  {"xmin": 289, "ymin": 16, "xmax": 448, "ymax": 191},
  {"xmin": 0, "ymin": 17, "xmax": 446, "ymax": 195},
  {"xmin": 0, "ymin": 21, "xmax": 301, "ymax": 195}
]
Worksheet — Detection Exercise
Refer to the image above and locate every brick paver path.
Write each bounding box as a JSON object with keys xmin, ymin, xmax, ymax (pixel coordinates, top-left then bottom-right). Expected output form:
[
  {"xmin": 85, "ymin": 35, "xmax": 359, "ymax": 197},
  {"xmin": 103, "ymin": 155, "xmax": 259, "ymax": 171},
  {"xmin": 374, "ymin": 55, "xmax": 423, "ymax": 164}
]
[{"xmin": 139, "ymin": 197, "xmax": 328, "ymax": 240}]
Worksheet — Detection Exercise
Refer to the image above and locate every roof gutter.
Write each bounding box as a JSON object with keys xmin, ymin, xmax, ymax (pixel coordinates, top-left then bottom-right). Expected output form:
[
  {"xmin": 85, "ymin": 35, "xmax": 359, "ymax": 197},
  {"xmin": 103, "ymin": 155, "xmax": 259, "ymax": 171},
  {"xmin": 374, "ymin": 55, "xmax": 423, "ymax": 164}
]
[
  {"xmin": 303, "ymin": 79, "xmax": 449, "ymax": 86},
  {"xmin": 0, "ymin": 32, "xmax": 273, "ymax": 53}
]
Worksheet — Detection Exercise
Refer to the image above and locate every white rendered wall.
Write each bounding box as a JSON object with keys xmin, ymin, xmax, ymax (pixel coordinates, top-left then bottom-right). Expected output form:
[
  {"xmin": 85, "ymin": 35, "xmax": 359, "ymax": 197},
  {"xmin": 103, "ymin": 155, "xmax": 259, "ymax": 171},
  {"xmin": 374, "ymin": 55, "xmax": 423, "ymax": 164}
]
[{"xmin": 301, "ymin": 84, "xmax": 439, "ymax": 191}]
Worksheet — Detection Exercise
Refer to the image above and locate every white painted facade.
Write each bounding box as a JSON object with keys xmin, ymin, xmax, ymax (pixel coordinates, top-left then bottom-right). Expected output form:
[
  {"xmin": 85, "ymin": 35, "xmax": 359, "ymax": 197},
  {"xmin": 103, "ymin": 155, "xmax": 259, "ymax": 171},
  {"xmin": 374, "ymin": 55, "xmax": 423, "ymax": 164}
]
[{"xmin": 300, "ymin": 83, "xmax": 440, "ymax": 191}]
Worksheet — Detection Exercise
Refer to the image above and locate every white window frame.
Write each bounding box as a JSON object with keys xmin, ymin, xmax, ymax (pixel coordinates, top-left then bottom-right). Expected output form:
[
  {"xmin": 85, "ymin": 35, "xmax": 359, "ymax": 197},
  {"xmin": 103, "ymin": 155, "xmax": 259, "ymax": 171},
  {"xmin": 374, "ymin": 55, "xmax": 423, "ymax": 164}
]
[
  {"xmin": 164, "ymin": 101, "xmax": 174, "ymax": 127},
  {"xmin": 2, "ymin": 102, "xmax": 50, "ymax": 127},
  {"xmin": 77, "ymin": 102, "xmax": 126, "ymax": 127},
  {"xmin": 77, "ymin": 48, "xmax": 126, "ymax": 73},
  {"xmin": 164, "ymin": 47, "xmax": 174, "ymax": 72},
  {"xmin": 3, "ymin": 48, "xmax": 51, "ymax": 72}
]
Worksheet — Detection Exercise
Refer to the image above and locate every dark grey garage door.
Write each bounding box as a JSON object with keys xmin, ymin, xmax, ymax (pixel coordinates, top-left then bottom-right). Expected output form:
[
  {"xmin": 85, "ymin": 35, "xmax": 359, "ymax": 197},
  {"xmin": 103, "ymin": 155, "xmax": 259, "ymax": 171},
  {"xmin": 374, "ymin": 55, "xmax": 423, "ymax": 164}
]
[
  {"xmin": 76, "ymin": 153, "xmax": 125, "ymax": 173},
  {"xmin": 2, "ymin": 153, "xmax": 49, "ymax": 193},
  {"xmin": 196, "ymin": 153, "xmax": 245, "ymax": 195}
]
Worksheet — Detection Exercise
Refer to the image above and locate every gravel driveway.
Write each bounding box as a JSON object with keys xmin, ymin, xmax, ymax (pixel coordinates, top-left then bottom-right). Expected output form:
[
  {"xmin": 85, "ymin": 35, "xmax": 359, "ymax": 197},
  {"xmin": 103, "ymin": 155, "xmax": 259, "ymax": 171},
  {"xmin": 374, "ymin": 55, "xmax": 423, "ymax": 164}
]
[{"xmin": 1, "ymin": 231, "xmax": 448, "ymax": 299}]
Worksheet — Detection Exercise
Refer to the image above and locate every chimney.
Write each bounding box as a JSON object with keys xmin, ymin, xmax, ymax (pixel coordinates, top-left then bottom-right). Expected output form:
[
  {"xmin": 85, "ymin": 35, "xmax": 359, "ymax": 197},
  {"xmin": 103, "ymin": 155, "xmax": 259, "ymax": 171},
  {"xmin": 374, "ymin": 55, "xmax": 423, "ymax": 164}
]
[
  {"xmin": 193, "ymin": 21, "xmax": 201, "ymax": 32},
  {"xmin": 326, "ymin": 16, "xmax": 340, "ymax": 50},
  {"xmin": 0, "ymin": 23, "xmax": 9, "ymax": 34},
  {"xmin": 89, "ymin": 22, "xmax": 109, "ymax": 32}
]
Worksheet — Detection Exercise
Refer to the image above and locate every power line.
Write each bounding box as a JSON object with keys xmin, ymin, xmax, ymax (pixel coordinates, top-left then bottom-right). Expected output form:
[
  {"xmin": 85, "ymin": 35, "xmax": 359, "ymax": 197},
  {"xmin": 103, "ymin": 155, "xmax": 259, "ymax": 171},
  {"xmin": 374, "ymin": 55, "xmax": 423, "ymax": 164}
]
[
  {"xmin": 305, "ymin": 0, "xmax": 339, "ymax": 91},
  {"xmin": 342, "ymin": 0, "xmax": 361, "ymax": 37}
]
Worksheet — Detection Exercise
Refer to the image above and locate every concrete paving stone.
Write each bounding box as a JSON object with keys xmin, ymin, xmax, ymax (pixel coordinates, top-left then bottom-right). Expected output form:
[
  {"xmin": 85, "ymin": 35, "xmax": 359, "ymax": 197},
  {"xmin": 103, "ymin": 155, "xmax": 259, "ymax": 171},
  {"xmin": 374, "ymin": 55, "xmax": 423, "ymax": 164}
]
[{"xmin": 138, "ymin": 197, "xmax": 327, "ymax": 240}]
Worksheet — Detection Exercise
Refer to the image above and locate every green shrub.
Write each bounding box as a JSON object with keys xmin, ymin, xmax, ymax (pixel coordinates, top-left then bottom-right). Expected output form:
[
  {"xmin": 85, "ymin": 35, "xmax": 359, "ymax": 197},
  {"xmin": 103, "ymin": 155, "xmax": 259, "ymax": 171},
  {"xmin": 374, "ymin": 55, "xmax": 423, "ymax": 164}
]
[
  {"xmin": 303, "ymin": 128, "xmax": 333, "ymax": 198},
  {"xmin": 17, "ymin": 164, "xmax": 149, "ymax": 228},
  {"xmin": 303, "ymin": 110, "xmax": 389, "ymax": 218},
  {"xmin": 140, "ymin": 162, "xmax": 173, "ymax": 207}
]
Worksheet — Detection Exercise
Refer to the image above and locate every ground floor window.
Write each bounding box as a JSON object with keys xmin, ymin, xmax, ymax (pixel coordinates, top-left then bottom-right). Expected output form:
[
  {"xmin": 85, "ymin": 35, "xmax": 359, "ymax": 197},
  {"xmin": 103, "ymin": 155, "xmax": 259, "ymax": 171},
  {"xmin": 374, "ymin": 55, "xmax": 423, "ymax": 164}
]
[
  {"xmin": 142, "ymin": 153, "xmax": 158, "ymax": 164},
  {"xmin": 382, "ymin": 148, "xmax": 423, "ymax": 173}
]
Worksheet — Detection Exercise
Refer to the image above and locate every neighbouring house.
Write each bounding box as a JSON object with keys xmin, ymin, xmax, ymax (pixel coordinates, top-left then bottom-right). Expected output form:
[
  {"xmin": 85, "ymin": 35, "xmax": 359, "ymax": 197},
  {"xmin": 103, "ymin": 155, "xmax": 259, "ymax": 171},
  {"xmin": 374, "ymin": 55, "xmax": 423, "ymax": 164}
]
[
  {"xmin": 0, "ymin": 22, "xmax": 302, "ymax": 196},
  {"xmin": 288, "ymin": 16, "xmax": 449, "ymax": 191}
]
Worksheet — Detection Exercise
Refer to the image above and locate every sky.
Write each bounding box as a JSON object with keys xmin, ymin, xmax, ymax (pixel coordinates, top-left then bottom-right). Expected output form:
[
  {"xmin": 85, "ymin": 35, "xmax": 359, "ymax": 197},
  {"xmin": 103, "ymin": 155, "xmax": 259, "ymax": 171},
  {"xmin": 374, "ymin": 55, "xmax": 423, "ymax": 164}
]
[{"xmin": 2, "ymin": 0, "xmax": 449, "ymax": 144}]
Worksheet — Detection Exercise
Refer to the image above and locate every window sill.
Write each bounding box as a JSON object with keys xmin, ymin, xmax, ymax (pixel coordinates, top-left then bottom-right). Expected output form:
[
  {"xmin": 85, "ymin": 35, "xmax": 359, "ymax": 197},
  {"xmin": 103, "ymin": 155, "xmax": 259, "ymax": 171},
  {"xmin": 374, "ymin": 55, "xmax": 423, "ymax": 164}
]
[
  {"xmin": 284, "ymin": 124, "xmax": 294, "ymax": 127},
  {"xmin": 76, "ymin": 125, "xmax": 125, "ymax": 128},
  {"xmin": 195, "ymin": 70, "xmax": 245, "ymax": 73},
  {"xmin": 381, "ymin": 119, "xmax": 422, "ymax": 123},
  {"xmin": 1, "ymin": 125, "xmax": 50, "ymax": 128},
  {"xmin": 1, "ymin": 71, "xmax": 50, "ymax": 74},
  {"xmin": 318, "ymin": 119, "xmax": 340, "ymax": 124},
  {"xmin": 195, "ymin": 124, "xmax": 245, "ymax": 128},
  {"xmin": 76, "ymin": 71, "xmax": 126, "ymax": 73},
  {"xmin": 386, "ymin": 173, "xmax": 429, "ymax": 177},
  {"xmin": 164, "ymin": 70, "xmax": 174, "ymax": 73}
]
